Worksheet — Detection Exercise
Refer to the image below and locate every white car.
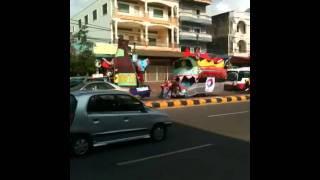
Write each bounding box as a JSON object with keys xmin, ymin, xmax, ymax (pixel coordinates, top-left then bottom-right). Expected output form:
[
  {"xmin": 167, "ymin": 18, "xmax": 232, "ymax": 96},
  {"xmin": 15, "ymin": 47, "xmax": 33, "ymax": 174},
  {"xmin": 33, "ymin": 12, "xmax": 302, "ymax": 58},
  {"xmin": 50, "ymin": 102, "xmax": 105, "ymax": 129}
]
[{"xmin": 70, "ymin": 81, "xmax": 130, "ymax": 93}]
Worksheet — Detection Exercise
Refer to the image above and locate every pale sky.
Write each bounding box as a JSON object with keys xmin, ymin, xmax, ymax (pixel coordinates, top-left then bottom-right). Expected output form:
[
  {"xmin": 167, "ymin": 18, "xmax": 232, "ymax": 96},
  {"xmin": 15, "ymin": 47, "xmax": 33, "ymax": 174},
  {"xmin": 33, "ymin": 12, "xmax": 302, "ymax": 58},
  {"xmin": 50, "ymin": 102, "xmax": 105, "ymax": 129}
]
[{"xmin": 70, "ymin": 0, "xmax": 250, "ymax": 17}]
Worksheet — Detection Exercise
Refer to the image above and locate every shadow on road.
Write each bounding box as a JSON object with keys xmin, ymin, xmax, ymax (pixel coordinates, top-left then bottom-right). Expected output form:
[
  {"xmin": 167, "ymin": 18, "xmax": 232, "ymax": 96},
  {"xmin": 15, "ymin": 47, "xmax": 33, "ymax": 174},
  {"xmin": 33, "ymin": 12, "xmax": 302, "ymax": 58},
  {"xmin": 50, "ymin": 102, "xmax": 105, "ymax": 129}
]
[{"xmin": 70, "ymin": 122, "xmax": 250, "ymax": 180}]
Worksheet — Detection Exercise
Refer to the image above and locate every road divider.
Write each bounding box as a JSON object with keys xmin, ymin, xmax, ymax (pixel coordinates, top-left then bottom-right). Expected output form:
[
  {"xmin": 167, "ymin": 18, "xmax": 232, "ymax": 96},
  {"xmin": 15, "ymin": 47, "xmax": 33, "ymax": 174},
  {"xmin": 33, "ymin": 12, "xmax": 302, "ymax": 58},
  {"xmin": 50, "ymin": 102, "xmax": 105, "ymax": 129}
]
[{"xmin": 143, "ymin": 94, "xmax": 250, "ymax": 109}]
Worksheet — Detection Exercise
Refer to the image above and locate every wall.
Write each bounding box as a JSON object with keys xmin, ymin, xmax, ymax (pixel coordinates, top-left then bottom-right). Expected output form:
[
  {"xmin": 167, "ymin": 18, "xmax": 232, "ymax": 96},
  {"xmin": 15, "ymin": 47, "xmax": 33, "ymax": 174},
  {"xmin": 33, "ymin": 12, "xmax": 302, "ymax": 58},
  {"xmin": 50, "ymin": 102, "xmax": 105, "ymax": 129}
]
[
  {"xmin": 71, "ymin": 0, "xmax": 112, "ymax": 43},
  {"xmin": 207, "ymin": 12, "xmax": 230, "ymax": 55}
]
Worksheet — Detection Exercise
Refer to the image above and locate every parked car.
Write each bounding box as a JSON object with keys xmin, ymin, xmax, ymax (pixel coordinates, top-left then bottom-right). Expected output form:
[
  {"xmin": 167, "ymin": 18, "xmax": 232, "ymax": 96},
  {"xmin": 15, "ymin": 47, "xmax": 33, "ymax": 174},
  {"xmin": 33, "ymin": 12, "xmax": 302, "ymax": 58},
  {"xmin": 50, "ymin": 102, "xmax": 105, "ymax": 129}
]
[
  {"xmin": 70, "ymin": 76, "xmax": 109, "ymax": 88},
  {"xmin": 70, "ymin": 81, "xmax": 130, "ymax": 93},
  {"xmin": 70, "ymin": 90, "xmax": 173, "ymax": 156}
]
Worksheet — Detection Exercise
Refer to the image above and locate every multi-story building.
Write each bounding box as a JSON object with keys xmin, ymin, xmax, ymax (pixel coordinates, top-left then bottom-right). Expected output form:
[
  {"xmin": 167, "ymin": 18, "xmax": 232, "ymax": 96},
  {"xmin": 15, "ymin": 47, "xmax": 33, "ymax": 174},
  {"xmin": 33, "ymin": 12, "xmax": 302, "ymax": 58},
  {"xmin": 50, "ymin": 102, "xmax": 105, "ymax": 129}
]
[
  {"xmin": 179, "ymin": 0, "xmax": 212, "ymax": 53},
  {"xmin": 207, "ymin": 11, "xmax": 250, "ymax": 57},
  {"xmin": 70, "ymin": 0, "xmax": 181, "ymax": 83},
  {"xmin": 70, "ymin": 0, "xmax": 113, "ymax": 43}
]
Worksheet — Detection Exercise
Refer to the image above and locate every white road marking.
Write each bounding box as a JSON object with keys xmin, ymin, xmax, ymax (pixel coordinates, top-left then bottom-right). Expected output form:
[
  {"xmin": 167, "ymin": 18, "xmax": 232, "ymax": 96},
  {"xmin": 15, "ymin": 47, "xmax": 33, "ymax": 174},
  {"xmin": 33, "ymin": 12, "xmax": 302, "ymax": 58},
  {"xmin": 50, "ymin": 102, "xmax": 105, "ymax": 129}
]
[
  {"xmin": 208, "ymin": 111, "xmax": 249, "ymax": 118},
  {"xmin": 116, "ymin": 144, "xmax": 213, "ymax": 166}
]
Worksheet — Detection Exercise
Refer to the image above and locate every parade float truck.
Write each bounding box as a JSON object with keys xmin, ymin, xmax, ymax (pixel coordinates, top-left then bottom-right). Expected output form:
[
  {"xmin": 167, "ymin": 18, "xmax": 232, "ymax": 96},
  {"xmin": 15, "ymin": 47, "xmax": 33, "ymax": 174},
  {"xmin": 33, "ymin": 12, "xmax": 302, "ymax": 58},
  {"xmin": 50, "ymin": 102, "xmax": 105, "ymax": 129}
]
[
  {"xmin": 93, "ymin": 39, "xmax": 151, "ymax": 98},
  {"xmin": 171, "ymin": 48, "xmax": 227, "ymax": 97},
  {"xmin": 224, "ymin": 67, "xmax": 250, "ymax": 91}
]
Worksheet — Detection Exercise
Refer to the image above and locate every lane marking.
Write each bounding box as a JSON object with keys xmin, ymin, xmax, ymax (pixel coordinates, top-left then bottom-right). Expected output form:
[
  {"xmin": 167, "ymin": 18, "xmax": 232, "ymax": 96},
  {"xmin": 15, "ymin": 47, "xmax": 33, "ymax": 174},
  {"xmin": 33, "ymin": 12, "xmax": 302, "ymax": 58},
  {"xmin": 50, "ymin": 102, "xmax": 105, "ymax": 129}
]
[
  {"xmin": 208, "ymin": 111, "xmax": 249, "ymax": 118},
  {"xmin": 116, "ymin": 144, "xmax": 213, "ymax": 166}
]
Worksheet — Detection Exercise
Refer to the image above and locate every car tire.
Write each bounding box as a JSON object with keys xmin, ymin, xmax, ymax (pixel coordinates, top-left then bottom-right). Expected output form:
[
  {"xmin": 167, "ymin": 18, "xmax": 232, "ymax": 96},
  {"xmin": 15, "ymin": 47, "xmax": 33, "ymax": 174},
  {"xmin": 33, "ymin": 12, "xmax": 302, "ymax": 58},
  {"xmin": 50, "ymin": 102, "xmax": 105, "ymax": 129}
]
[
  {"xmin": 71, "ymin": 135, "xmax": 92, "ymax": 156},
  {"xmin": 151, "ymin": 124, "xmax": 166, "ymax": 142}
]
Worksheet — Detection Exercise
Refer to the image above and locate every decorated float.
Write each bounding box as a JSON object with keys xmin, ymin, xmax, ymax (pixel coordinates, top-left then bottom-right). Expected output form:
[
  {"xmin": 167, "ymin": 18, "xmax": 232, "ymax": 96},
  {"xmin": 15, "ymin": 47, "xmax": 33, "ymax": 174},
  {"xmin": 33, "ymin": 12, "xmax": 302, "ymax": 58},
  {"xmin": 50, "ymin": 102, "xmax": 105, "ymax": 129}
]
[
  {"xmin": 163, "ymin": 48, "xmax": 227, "ymax": 98},
  {"xmin": 92, "ymin": 38, "xmax": 151, "ymax": 98}
]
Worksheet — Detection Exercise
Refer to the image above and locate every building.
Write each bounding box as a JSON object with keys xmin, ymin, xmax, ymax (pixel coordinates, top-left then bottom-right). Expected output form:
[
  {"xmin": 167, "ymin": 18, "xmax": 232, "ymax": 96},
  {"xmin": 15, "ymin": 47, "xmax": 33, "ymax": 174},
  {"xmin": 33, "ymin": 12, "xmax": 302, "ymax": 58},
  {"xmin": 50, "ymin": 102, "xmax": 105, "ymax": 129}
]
[
  {"xmin": 207, "ymin": 11, "xmax": 250, "ymax": 57},
  {"xmin": 179, "ymin": 0, "xmax": 212, "ymax": 53},
  {"xmin": 70, "ymin": 0, "xmax": 113, "ymax": 43},
  {"xmin": 70, "ymin": 0, "xmax": 181, "ymax": 85}
]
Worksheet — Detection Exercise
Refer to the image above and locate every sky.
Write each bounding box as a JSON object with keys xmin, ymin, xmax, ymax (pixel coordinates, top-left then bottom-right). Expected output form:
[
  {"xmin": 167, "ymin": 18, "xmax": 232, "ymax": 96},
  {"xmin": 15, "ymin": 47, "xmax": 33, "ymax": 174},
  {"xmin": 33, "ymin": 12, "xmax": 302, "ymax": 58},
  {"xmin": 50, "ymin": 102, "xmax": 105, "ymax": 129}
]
[{"xmin": 70, "ymin": 0, "xmax": 250, "ymax": 17}]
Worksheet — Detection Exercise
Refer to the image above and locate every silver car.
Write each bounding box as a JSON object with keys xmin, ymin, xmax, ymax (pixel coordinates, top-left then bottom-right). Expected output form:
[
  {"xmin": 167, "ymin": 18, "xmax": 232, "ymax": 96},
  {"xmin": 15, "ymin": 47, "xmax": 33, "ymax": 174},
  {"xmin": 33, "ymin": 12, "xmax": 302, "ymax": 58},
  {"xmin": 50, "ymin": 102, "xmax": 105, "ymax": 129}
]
[{"xmin": 70, "ymin": 90, "xmax": 173, "ymax": 156}]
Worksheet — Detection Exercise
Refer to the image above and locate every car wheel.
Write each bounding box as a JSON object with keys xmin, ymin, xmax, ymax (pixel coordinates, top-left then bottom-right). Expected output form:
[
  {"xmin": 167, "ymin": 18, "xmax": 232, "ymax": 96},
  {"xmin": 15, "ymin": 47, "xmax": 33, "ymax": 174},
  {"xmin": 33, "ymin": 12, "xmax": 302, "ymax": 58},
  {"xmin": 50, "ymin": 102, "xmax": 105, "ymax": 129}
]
[
  {"xmin": 71, "ymin": 135, "xmax": 92, "ymax": 156},
  {"xmin": 151, "ymin": 124, "xmax": 166, "ymax": 142}
]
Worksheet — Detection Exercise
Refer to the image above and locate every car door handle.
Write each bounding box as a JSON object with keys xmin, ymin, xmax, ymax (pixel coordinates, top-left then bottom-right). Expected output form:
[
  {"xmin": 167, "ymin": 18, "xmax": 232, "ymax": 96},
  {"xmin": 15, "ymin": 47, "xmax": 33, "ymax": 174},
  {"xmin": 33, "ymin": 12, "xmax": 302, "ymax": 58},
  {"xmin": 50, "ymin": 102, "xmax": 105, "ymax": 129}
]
[
  {"xmin": 93, "ymin": 118, "xmax": 100, "ymax": 124},
  {"xmin": 123, "ymin": 117, "xmax": 129, "ymax": 122}
]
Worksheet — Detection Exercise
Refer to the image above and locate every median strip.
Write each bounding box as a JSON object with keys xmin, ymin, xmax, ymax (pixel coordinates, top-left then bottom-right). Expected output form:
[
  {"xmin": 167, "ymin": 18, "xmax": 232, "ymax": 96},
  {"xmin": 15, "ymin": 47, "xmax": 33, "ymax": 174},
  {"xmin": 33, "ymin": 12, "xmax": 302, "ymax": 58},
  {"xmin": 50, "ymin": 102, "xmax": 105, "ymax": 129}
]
[{"xmin": 143, "ymin": 94, "xmax": 250, "ymax": 109}]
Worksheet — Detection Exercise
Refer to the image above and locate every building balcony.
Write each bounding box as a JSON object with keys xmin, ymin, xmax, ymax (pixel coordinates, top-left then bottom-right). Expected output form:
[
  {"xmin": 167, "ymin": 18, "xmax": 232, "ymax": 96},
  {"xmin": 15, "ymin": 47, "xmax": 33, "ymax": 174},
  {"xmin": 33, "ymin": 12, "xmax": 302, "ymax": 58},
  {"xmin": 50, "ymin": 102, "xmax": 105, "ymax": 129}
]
[
  {"xmin": 180, "ymin": 11, "xmax": 211, "ymax": 25},
  {"xmin": 127, "ymin": 41, "xmax": 180, "ymax": 52},
  {"xmin": 180, "ymin": 31, "xmax": 212, "ymax": 42},
  {"xmin": 114, "ymin": 10, "xmax": 178, "ymax": 26}
]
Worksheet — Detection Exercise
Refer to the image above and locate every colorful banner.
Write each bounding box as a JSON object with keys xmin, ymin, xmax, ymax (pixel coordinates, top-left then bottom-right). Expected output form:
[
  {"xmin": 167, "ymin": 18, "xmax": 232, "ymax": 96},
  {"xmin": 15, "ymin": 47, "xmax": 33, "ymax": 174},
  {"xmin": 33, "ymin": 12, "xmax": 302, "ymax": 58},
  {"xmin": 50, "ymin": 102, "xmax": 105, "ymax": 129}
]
[{"xmin": 117, "ymin": 73, "xmax": 137, "ymax": 86}]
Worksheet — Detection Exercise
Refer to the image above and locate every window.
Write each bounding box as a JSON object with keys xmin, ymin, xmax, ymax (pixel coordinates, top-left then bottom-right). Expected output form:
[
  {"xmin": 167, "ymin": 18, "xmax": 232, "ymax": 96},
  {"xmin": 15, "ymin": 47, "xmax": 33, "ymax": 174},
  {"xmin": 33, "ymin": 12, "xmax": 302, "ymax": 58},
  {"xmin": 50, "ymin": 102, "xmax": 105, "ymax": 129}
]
[
  {"xmin": 87, "ymin": 95, "xmax": 117, "ymax": 113},
  {"xmin": 194, "ymin": 28, "xmax": 200, "ymax": 33},
  {"xmin": 182, "ymin": 26, "xmax": 190, "ymax": 32},
  {"xmin": 237, "ymin": 21, "xmax": 246, "ymax": 34},
  {"xmin": 102, "ymin": 3, "xmax": 108, "ymax": 15},
  {"xmin": 78, "ymin": 19, "xmax": 82, "ymax": 28},
  {"xmin": 84, "ymin": 15, "xmax": 88, "ymax": 24},
  {"xmin": 134, "ymin": 6, "xmax": 139, "ymax": 15},
  {"xmin": 153, "ymin": 9, "xmax": 163, "ymax": 18},
  {"xmin": 93, "ymin": 10, "xmax": 97, "ymax": 20},
  {"xmin": 148, "ymin": 38, "xmax": 156, "ymax": 46},
  {"xmin": 116, "ymin": 95, "xmax": 142, "ymax": 111},
  {"xmin": 96, "ymin": 83, "xmax": 114, "ymax": 90},
  {"xmin": 83, "ymin": 83, "xmax": 98, "ymax": 91},
  {"xmin": 118, "ymin": 3, "xmax": 129, "ymax": 13},
  {"xmin": 196, "ymin": 9, "xmax": 200, "ymax": 15},
  {"xmin": 238, "ymin": 40, "xmax": 247, "ymax": 53},
  {"xmin": 238, "ymin": 71, "xmax": 250, "ymax": 81},
  {"xmin": 227, "ymin": 71, "xmax": 238, "ymax": 81}
]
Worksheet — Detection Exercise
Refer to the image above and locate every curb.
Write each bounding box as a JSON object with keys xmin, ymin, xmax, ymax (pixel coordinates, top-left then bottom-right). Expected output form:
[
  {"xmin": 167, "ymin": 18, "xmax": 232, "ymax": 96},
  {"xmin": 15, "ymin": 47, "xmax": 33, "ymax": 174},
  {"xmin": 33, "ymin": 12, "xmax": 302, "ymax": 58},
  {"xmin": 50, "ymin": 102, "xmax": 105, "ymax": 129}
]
[{"xmin": 143, "ymin": 95, "xmax": 250, "ymax": 109}]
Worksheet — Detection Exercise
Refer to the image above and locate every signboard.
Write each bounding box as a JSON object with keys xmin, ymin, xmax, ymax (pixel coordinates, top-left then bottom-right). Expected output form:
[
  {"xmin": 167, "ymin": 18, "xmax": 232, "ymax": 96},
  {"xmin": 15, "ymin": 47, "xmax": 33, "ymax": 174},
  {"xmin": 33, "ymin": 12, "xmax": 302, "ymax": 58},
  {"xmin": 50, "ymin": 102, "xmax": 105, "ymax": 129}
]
[
  {"xmin": 117, "ymin": 73, "xmax": 137, "ymax": 86},
  {"xmin": 93, "ymin": 43, "xmax": 117, "ymax": 55},
  {"xmin": 205, "ymin": 77, "xmax": 215, "ymax": 93}
]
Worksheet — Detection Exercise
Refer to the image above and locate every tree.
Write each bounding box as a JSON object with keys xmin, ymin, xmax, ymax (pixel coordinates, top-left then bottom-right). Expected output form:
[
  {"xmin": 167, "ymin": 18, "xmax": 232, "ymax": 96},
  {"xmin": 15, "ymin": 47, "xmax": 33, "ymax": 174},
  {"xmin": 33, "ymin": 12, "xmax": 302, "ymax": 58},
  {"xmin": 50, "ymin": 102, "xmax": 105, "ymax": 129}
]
[{"xmin": 70, "ymin": 25, "xmax": 95, "ymax": 76}]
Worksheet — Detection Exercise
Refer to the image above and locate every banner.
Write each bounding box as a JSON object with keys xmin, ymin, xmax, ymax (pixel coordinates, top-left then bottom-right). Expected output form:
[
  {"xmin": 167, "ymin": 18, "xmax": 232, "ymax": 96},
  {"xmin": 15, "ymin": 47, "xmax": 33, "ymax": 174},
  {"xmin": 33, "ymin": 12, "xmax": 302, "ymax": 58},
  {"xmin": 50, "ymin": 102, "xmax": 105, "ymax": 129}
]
[{"xmin": 117, "ymin": 73, "xmax": 137, "ymax": 86}]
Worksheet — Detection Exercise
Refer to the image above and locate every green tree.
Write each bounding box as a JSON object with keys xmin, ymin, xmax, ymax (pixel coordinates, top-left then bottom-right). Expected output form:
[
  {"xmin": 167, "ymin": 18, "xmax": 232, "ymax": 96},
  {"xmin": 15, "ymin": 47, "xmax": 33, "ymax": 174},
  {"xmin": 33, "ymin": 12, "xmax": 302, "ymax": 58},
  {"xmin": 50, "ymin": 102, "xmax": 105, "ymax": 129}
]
[{"xmin": 70, "ymin": 25, "xmax": 95, "ymax": 76}]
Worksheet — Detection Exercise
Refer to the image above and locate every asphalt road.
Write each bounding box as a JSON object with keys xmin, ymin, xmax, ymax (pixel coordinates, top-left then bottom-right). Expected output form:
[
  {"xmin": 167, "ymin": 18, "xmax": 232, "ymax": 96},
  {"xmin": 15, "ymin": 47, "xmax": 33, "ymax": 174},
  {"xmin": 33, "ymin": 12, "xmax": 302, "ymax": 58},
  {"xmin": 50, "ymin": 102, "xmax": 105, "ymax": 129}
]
[{"xmin": 70, "ymin": 102, "xmax": 250, "ymax": 180}]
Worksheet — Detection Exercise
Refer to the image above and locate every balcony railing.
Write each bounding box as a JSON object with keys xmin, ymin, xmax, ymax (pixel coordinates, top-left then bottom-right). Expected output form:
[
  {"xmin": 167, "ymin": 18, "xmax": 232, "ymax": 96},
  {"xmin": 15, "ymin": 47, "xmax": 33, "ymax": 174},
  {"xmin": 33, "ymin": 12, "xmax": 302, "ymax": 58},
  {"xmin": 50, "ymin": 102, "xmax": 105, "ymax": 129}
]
[
  {"xmin": 180, "ymin": 31, "xmax": 212, "ymax": 42},
  {"xmin": 127, "ymin": 41, "xmax": 179, "ymax": 48},
  {"xmin": 180, "ymin": 11, "xmax": 211, "ymax": 24},
  {"xmin": 114, "ymin": 10, "xmax": 178, "ymax": 26}
]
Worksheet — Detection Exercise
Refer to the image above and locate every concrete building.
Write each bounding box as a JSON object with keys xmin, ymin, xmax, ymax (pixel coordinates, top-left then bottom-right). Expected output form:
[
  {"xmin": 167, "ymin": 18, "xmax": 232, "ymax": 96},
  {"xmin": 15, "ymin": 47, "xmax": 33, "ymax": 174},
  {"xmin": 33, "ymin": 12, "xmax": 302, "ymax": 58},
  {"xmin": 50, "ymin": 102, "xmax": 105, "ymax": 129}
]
[
  {"xmin": 179, "ymin": 0, "xmax": 212, "ymax": 53},
  {"xmin": 70, "ymin": 0, "xmax": 113, "ymax": 43},
  {"xmin": 70, "ymin": 0, "xmax": 181, "ymax": 84},
  {"xmin": 207, "ymin": 11, "xmax": 250, "ymax": 57}
]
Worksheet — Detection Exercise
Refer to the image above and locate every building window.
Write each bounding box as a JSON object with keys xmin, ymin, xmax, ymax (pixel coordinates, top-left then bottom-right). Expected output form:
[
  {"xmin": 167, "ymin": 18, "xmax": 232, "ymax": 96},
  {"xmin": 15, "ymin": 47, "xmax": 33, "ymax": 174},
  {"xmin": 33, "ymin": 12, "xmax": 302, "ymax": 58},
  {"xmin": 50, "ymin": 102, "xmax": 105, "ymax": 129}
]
[
  {"xmin": 84, "ymin": 15, "xmax": 88, "ymax": 24},
  {"xmin": 194, "ymin": 28, "xmax": 200, "ymax": 33},
  {"xmin": 238, "ymin": 40, "xmax": 247, "ymax": 53},
  {"xmin": 153, "ymin": 9, "xmax": 163, "ymax": 18},
  {"xmin": 237, "ymin": 21, "xmax": 246, "ymax": 34},
  {"xmin": 78, "ymin": 19, "xmax": 82, "ymax": 28},
  {"xmin": 148, "ymin": 38, "xmax": 156, "ymax": 46},
  {"xmin": 93, "ymin": 10, "xmax": 97, "ymax": 20},
  {"xmin": 118, "ymin": 3, "xmax": 129, "ymax": 13},
  {"xmin": 182, "ymin": 26, "xmax": 190, "ymax": 32},
  {"xmin": 102, "ymin": 3, "xmax": 108, "ymax": 15},
  {"xmin": 134, "ymin": 6, "xmax": 139, "ymax": 15},
  {"xmin": 196, "ymin": 9, "xmax": 200, "ymax": 15}
]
